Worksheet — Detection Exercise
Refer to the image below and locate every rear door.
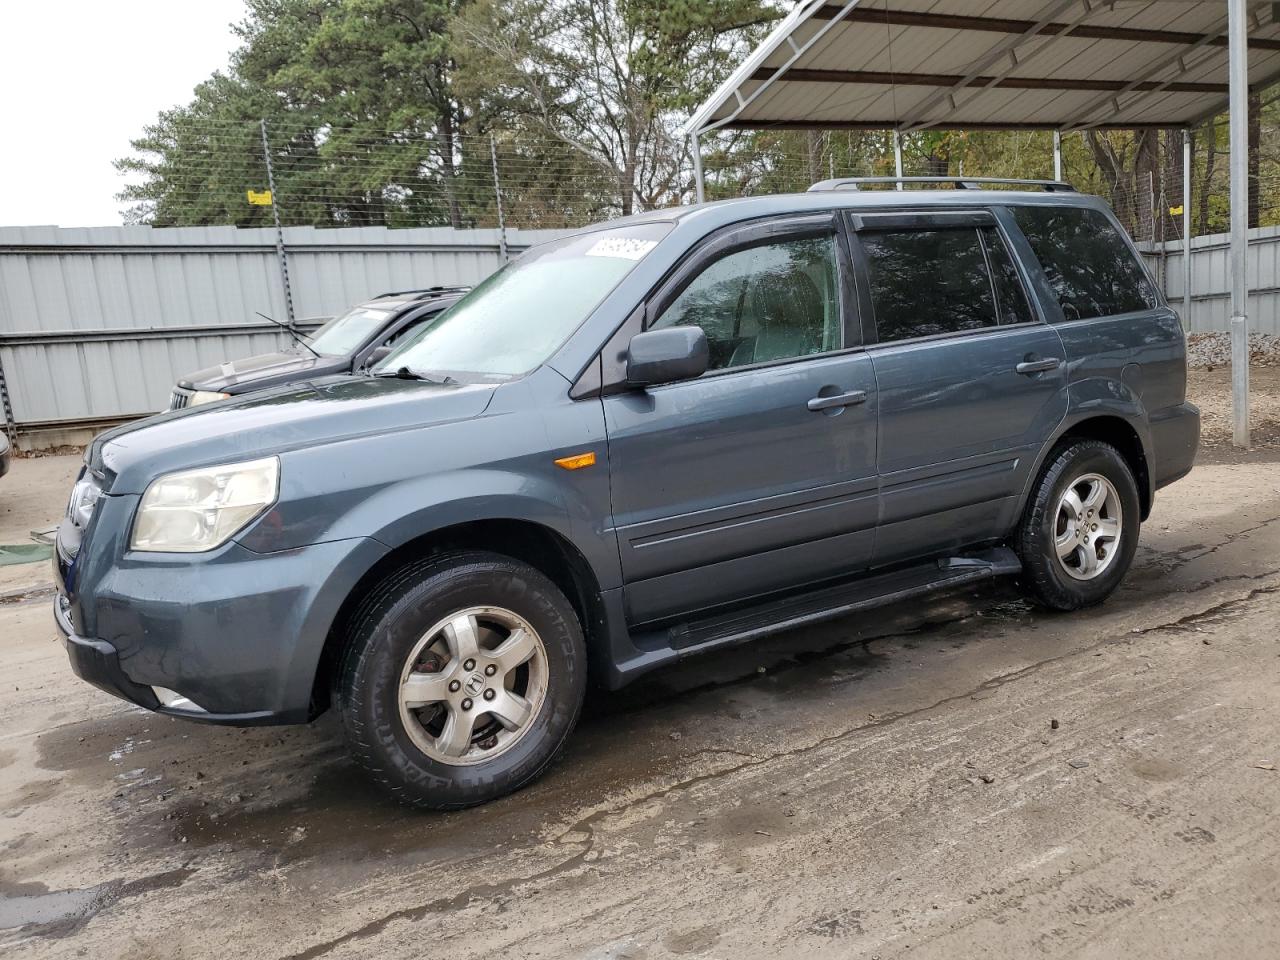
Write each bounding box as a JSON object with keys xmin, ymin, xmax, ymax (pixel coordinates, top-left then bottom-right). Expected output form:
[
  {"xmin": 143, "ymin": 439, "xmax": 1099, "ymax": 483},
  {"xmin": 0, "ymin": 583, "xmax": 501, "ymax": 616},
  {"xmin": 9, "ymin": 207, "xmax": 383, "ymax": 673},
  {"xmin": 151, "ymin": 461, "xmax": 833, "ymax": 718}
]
[
  {"xmin": 602, "ymin": 214, "xmax": 879, "ymax": 625},
  {"xmin": 848, "ymin": 208, "xmax": 1068, "ymax": 567}
]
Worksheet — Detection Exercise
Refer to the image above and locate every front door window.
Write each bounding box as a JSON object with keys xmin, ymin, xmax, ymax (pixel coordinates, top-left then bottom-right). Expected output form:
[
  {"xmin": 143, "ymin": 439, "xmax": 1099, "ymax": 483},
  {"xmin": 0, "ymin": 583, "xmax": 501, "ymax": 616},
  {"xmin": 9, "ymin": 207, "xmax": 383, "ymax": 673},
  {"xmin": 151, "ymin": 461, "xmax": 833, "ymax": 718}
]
[{"xmin": 649, "ymin": 236, "xmax": 842, "ymax": 371}]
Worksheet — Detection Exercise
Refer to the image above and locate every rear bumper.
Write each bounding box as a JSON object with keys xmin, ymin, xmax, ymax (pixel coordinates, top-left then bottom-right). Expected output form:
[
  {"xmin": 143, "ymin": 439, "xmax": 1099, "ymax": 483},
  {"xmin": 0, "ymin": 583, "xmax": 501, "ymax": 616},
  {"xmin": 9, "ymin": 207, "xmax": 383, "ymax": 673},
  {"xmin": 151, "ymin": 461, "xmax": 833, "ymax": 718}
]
[{"xmin": 1149, "ymin": 401, "xmax": 1200, "ymax": 491}]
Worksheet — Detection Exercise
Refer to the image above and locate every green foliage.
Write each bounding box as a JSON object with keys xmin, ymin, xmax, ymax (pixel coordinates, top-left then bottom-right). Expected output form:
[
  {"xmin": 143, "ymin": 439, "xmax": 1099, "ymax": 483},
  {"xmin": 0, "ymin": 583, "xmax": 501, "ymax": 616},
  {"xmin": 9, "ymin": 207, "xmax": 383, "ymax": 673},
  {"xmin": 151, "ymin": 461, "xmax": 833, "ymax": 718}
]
[{"xmin": 118, "ymin": 0, "xmax": 477, "ymax": 227}]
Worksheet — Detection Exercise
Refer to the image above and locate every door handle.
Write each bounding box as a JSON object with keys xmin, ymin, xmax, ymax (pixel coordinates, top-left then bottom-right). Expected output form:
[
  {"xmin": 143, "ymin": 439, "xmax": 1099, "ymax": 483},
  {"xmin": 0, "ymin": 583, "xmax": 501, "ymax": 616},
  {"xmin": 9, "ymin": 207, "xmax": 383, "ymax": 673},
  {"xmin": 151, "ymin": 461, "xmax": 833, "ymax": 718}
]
[
  {"xmin": 1015, "ymin": 357, "xmax": 1061, "ymax": 375},
  {"xmin": 807, "ymin": 390, "xmax": 868, "ymax": 412}
]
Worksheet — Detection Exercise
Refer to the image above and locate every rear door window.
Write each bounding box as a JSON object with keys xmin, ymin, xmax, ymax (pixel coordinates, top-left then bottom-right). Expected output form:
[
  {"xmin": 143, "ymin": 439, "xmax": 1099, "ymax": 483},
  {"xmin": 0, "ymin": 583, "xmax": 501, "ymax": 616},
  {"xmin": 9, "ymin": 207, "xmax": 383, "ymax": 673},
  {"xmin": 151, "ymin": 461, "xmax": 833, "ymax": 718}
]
[
  {"xmin": 861, "ymin": 226, "xmax": 1027, "ymax": 343},
  {"xmin": 1012, "ymin": 206, "xmax": 1157, "ymax": 320},
  {"xmin": 981, "ymin": 228, "xmax": 1034, "ymax": 326}
]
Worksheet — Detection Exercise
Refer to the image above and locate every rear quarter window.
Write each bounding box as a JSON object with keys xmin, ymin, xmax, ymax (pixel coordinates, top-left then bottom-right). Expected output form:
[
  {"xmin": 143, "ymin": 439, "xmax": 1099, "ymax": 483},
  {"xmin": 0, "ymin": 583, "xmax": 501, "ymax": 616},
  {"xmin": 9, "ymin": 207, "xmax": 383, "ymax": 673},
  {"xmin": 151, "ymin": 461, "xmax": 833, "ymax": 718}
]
[{"xmin": 1013, "ymin": 206, "xmax": 1157, "ymax": 320}]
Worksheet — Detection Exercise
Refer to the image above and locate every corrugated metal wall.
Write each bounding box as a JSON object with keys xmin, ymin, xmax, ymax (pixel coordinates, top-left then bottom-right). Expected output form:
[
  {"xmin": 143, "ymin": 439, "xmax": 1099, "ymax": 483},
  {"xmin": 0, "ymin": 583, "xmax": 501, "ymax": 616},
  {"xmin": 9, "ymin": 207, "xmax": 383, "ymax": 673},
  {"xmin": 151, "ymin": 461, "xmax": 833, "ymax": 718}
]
[
  {"xmin": 3, "ymin": 220, "xmax": 1275, "ymax": 431},
  {"xmin": 0, "ymin": 224, "xmax": 569, "ymax": 428},
  {"xmin": 1142, "ymin": 225, "xmax": 1280, "ymax": 335}
]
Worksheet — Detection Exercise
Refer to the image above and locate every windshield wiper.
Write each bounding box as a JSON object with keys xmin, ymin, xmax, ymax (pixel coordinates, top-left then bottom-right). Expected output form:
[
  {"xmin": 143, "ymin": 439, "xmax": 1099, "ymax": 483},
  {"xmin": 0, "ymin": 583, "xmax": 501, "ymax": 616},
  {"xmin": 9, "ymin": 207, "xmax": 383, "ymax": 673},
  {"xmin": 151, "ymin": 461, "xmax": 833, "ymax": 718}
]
[
  {"xmin": 375, "ymin": 366, "xmax": 457, "ymax": 385},
  {"xmin": 256, "ymin": 311, "xmax": 320, "ymax": 358}
]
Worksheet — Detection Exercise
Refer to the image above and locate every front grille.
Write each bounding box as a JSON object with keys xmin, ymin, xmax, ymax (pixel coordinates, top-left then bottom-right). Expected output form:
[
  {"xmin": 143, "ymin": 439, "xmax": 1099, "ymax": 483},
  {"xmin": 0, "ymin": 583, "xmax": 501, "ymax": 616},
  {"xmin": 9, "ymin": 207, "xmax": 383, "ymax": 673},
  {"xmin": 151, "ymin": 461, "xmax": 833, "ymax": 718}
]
[{"xmin": 169, "ymin": 387, "xmax": 193, "ymax": 410}]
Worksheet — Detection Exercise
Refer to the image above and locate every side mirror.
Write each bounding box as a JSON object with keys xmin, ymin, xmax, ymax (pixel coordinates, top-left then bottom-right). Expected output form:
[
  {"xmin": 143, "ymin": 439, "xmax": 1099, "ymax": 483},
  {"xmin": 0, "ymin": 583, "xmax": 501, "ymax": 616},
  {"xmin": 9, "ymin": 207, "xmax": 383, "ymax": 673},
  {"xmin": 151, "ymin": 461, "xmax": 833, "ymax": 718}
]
[
  {"xmin": 367, "ymin": 345, "xmax": 394, "ymax": 368},
  {"xmin": 625, "ymin": 327, "xmax": 709, "ymax": 388}
]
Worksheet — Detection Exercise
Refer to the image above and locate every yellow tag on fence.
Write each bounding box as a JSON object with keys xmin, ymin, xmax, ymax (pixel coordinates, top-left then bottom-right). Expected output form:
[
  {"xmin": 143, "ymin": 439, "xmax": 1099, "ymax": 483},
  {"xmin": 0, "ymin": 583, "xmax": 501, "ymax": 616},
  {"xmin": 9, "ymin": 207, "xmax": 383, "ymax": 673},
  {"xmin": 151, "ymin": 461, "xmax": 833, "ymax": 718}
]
[
  {"xmin": 1169, "ymin": 204, "xmax": 1184, "ymax": 216},
  {"xmin": 247, "ymin": 190, "xmax": 273, "ymax": 206}
]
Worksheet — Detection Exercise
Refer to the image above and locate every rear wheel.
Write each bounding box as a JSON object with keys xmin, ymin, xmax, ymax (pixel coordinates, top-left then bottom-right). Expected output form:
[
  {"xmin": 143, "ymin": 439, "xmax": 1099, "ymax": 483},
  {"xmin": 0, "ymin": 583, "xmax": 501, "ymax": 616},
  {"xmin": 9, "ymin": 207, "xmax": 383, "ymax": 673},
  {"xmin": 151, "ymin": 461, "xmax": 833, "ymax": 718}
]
[
  {"xmin": 337, "ymin": 551, "xmax": 587, "ymax": 809},
  {"xmin": 1018, "ymin": 440, "xmax": 1141, "ymax": 610}
]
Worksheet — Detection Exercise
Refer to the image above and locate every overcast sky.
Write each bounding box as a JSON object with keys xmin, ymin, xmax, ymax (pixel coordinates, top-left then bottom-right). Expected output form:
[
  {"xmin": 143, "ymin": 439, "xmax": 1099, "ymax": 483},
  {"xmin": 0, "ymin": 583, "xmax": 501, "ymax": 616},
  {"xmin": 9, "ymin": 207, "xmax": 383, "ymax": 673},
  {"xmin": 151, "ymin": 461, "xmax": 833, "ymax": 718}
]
[{"xmin": 0, "ymin": 0, "xmax": 248, "ymax": 227}]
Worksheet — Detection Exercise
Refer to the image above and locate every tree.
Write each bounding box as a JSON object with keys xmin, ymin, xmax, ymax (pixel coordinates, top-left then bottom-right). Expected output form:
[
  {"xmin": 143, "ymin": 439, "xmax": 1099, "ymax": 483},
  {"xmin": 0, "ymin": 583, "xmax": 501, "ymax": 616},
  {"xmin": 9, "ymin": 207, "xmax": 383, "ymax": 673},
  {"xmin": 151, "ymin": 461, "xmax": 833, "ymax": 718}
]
[
  {"xmin": 115, "ymin": 74, "xmax": 289, "ymax": 226},
  {"xmin": 117, "ymin": 0, "xmax": 476, "ymax": 227},
  {"xmin": 451, "ymin": 0, "xmax": 778, "ymax": 216}
]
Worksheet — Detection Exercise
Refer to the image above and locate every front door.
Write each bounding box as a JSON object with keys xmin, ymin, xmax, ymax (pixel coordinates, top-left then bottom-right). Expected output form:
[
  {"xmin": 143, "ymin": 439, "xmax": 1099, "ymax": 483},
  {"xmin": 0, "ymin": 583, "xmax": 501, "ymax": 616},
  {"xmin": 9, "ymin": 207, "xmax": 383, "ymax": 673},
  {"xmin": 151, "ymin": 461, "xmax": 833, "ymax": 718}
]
[
  {"xmin": 602, "ymin": 217, "xmax": 879, "ymax": 625},
  {"xmin": 848, "ymin": 209, "xmax": 1069, "ymax": 566}
]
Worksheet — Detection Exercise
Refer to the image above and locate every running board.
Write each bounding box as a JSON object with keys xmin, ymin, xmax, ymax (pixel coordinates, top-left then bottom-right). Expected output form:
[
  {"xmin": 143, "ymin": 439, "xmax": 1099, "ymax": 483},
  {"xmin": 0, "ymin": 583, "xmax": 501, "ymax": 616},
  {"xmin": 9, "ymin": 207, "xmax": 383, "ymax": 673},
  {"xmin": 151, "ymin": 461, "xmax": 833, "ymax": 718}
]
[{"xmin": 666, "ymin": 547, "xmax": 1021, "ymax": 657}]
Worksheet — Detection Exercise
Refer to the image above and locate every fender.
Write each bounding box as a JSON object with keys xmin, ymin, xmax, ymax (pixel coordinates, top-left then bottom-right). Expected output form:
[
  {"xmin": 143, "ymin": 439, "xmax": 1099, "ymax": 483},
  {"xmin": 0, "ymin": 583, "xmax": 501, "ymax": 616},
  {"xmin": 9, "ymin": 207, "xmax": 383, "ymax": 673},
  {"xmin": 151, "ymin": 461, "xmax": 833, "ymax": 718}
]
[
  {"xmin": 1014, "ymin": 375, "xmax": 1154, "ymax": 522},
  {"xmin": 275, "ymin": 470, "xmax": 619, "ymax": 716},
  {"xmin": 363, "ymin": 472, "xmax": 575, "ymax": 549}
]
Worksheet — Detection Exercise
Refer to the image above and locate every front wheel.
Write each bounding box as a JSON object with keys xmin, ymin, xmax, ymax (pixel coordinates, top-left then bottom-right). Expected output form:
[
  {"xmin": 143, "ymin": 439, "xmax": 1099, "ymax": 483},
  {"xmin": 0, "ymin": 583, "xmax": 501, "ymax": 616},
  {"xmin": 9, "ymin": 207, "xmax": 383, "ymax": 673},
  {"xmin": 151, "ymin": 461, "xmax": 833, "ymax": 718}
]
[
  {"xmin": 337, "ymin": 551, "xmax": 587, "ymax": 809},
  {"xmin": 1018, "ymin": 439, "xmax": 1141, "ymax": 611}
]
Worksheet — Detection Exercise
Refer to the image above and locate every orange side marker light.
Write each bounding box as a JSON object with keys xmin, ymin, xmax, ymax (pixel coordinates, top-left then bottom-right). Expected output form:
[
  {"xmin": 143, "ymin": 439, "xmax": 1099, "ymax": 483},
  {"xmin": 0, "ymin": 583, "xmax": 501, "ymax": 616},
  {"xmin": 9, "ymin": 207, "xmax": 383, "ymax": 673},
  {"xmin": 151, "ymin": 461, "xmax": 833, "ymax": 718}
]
[{"xmin": 554, "ymin": 451, "xmax": 597, "ymax": 471}]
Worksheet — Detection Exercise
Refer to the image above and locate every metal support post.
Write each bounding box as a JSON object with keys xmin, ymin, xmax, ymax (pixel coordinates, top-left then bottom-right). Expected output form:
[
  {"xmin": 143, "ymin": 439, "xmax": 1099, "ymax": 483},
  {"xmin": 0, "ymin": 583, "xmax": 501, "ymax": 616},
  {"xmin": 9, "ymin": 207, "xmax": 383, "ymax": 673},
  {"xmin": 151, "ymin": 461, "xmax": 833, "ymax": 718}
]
[
  {"xmin": 1228, "ymin": 0, "xmax": 1250, "ymax": 448},
  {"xmin": 1053, "ymin": 130, "xmax": 1063, "ymax": 181},
  {"xmin": 691, "ymin": 133, "xmax": 706, "ymax": 204},
  {"xmin": 489, "ymin": 134, "xmax": 509, "ymax": 262},
  {"xmin": 0, "ymin": 352, "xmax": 16, "ymax": 444},
  {"xmin": 893, "ymin": 130, "xmax": 904, "ymax": 189},
  {"xmin": 1182, "ymin": 129, "xmax": 1193, "ymax": 331},
  {"xmin": 260, "ymin": 119, "xmax": 295, "ymax": 325}
]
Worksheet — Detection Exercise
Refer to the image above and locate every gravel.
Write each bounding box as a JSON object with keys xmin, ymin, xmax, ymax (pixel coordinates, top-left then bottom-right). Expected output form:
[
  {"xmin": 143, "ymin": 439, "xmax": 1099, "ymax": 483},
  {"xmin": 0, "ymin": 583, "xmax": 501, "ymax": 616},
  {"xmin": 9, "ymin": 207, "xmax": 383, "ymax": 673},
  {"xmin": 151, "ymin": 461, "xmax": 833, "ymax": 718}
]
[{"xmin": 1186, "ymin": 331, "xmax": 1280, "ymax": 369}]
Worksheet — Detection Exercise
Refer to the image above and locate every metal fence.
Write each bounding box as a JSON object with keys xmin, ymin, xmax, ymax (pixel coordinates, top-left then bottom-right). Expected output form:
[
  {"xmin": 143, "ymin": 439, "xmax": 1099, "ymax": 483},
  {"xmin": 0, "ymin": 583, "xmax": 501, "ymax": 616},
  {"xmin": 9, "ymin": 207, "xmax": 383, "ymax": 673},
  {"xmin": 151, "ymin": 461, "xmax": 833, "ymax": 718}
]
[
  {"xmin": 1142, "ymin": 224, "xmax": 1280, "ymax": 335},
  {"xmin": 0, "ymin": 223, "xmax": 569, "ymax": 432},
  {"xmin": 5, "ymin": 212, "xmax": 1279, "ymax": 440}
]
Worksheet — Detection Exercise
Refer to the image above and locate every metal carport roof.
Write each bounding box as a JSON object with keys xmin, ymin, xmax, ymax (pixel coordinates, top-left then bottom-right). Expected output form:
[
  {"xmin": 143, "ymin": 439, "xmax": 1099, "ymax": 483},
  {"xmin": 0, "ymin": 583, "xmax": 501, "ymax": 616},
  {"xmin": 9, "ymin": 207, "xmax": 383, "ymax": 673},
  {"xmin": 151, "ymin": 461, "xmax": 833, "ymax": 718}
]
[
  {"xmin": 685, "ymin": 0, "xmax": 1280, "ymax": 135},
  {"xmin": 684, "ymin": 0, "xmax": 1267, "ymax": 447}
]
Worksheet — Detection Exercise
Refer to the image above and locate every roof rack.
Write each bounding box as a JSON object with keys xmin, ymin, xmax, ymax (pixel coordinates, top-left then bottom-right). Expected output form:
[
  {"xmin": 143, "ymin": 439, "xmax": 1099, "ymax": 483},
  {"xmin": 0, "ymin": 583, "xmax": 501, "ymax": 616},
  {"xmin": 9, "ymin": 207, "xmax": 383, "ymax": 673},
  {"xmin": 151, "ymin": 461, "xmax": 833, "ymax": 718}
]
[
  {"xmin": 372, "ymin": 285, "xmax": 472, "ymax": 300},
  {"xmin": 808, "ymin": 176, "xmax": 1076, "ymax": 193}
]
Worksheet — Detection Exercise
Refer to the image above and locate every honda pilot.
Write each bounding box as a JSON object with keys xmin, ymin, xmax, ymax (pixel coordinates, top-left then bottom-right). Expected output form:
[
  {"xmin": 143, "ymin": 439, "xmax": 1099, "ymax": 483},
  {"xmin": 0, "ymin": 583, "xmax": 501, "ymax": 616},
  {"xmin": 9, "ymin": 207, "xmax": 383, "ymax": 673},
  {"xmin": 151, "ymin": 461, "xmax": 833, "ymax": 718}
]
[{"xmin": 55, "ymin": 179, "xmax": 1199, "ymax": 809}]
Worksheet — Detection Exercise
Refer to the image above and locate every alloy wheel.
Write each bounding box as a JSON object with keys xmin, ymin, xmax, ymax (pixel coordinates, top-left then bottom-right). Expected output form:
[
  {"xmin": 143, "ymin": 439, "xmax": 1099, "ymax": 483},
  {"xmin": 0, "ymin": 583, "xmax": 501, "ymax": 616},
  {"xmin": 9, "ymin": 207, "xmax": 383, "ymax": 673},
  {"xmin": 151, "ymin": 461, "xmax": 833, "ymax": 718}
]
[
  {"xmin": 397, "ymin": 606, "xmax": 548, "ymax": 765},
  {"xmin": 1053, "ymin": 472, "xmax": 1123, "ymax": 581}
]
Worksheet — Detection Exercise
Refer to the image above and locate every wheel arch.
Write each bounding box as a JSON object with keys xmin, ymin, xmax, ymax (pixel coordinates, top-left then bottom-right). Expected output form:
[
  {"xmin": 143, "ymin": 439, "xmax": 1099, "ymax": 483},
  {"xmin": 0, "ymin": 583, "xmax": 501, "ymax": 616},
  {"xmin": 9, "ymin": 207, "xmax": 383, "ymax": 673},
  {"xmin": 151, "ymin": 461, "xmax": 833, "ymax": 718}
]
[
  {"xmin": 1023, "ymin": 412, "xmax": 1153, "ymax": 522},
  {"xmin": 308, "ymin": 517, "xmax": 607, "ymax": 716}
]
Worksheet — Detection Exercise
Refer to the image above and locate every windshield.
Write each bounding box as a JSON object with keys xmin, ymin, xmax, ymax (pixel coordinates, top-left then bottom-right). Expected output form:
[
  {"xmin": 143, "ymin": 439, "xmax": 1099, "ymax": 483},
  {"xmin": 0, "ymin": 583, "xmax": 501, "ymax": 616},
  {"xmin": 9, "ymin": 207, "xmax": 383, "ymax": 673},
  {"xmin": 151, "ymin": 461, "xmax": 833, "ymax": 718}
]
[
  {"xmin": 374, "ymin": 222, "xmax": 672, "ymax": 379},
  {"xmin": 306, "ymin": 306, "xmax": 394, "ymax": 357}
]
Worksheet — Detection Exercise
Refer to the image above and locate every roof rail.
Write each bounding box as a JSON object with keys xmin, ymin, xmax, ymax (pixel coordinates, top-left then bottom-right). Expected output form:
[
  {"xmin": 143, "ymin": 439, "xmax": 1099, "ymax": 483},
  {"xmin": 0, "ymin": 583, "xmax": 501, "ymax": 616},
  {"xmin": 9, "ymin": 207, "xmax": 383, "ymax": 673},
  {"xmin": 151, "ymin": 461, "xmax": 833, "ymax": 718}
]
[
  {"xmin": 372, "ymin": 285, "xmax": 472, "ymax": 300},
  {"xmin": 808, "ymin": 176, "xmax": 1076, "ymax": 193}
]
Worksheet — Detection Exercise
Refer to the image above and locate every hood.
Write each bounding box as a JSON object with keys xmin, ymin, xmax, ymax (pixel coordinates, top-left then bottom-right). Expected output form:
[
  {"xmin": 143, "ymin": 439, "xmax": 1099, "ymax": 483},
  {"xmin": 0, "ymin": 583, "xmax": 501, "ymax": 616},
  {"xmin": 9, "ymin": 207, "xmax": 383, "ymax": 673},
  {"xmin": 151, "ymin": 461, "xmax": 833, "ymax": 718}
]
[
  {"xmin": 92, "ymin": 375, "xmax": 499, "ymax": 494},
  {"xmin": 179, "ymin": 350, "xmax": 347, "ymax": 391}
]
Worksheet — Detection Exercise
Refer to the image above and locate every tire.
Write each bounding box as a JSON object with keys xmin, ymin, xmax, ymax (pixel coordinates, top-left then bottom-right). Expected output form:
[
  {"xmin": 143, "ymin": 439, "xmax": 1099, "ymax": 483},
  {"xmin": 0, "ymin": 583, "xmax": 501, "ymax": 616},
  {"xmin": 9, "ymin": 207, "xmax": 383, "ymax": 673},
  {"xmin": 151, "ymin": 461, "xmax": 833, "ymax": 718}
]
[
  {"xmin": 1017, "ymin": 439, "xmax": 1141, "ymax": 611},
  {"xmin": 337, "ymin": 550, "xmax": 587, "ymax": 810}
]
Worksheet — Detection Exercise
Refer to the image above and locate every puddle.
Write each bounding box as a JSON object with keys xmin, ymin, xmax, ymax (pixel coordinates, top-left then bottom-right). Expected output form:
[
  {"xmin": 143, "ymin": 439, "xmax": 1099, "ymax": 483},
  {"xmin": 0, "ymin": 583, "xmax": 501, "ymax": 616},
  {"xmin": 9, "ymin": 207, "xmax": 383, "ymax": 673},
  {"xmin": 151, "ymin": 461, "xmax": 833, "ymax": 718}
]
[
  {"xmin": 975, "ymin": 596, "xmax": 1036, "ymax": 624},
  {"xmin": 169, "ymin": 762, "xmax": 408, "ymax": 856},
  {"xmin": 0, "ymin": 868, "xmax": 194, "ymax": 939},
  {"xmin": 108, "ymin": 736, "xmax": 149, "ymax": 763},
  {"xmin": 0, "ymin": 885, "xmax": 107, "ymax": 934}
]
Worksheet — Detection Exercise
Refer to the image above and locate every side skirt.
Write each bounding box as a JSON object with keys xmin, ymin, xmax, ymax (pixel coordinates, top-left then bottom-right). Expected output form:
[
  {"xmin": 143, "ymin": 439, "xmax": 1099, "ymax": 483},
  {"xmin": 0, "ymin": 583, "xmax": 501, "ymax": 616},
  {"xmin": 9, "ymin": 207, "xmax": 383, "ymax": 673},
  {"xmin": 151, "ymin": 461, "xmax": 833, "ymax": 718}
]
[{"xmin": 604, "ymin": 547, "xmax": 1022, "ymax": 687}]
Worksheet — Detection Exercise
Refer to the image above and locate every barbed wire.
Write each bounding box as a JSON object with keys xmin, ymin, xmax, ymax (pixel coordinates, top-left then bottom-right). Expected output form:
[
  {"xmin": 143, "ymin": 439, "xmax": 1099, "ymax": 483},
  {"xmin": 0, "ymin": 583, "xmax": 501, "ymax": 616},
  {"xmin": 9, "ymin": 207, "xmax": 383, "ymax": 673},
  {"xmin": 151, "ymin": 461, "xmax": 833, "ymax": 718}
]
[{"xmin": 114, "ymin": 119, "xmax": 1280, "ymax": 241}]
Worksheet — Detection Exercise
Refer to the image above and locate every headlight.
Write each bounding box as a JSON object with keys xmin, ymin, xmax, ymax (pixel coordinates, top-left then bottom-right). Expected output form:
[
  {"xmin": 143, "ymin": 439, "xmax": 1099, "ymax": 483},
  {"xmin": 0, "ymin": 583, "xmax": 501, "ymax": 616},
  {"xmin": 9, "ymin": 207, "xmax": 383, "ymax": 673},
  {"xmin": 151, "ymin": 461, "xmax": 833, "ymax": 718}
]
[
  {"xmin": 67, "ymin": 477, "xmax": 103, "ymax": 528},
  {"xmin": 189, "ymin": 390, "xmax": 231, "ymax": 406},
  {"xmin": 131, "ymin": 457, "xmax": 279, "ymax": 553}
]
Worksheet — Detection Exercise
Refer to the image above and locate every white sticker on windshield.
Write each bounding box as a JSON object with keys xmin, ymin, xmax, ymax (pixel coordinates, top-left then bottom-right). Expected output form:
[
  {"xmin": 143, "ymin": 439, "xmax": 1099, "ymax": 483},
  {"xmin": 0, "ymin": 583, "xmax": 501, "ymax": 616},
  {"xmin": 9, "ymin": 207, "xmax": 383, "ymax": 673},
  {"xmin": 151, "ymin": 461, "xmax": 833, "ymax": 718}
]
[{"xmin": 584, "ymin": 236, "xmax": 658, "ymax": 261}]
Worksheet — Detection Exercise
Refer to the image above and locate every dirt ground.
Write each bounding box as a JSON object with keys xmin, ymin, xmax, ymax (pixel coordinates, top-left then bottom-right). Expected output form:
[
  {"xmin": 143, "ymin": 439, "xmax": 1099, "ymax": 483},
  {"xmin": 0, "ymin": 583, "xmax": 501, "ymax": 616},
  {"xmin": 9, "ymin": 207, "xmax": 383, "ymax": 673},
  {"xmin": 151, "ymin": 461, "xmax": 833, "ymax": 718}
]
[
  {"xmin": 2, "ymin": 374, "xmax": 1279, "ymax": 959},
  {"xmin": 1188, "ymin": 364, "xmax": 1280, "ymax": 454}
]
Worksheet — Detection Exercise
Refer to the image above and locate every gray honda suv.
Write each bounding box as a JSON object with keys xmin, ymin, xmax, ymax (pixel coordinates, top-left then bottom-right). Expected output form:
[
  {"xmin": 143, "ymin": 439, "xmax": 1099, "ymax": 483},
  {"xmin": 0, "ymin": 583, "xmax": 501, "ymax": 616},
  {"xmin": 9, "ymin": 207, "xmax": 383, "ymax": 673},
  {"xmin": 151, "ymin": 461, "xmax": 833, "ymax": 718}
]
[{"xmin": 55, "ymin": 179, "xmax": 1199, "ymax": 809}]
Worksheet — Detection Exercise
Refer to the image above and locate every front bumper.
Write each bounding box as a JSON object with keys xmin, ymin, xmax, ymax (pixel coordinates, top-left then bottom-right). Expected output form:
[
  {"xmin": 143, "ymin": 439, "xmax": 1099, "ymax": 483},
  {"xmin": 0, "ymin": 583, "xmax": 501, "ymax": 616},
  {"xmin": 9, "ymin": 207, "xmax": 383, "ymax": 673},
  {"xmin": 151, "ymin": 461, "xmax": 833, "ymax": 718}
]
[
  {"xmin": 55, "ymin": 532, "xmax": 388, "ymax": 725},
  {"xmin": 56, "ymin": 593, "xmax": 161, "ymax": 711},
  {"xmin": 55, "ymin": 583, "xmax": 309, "ymax": 724}
]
